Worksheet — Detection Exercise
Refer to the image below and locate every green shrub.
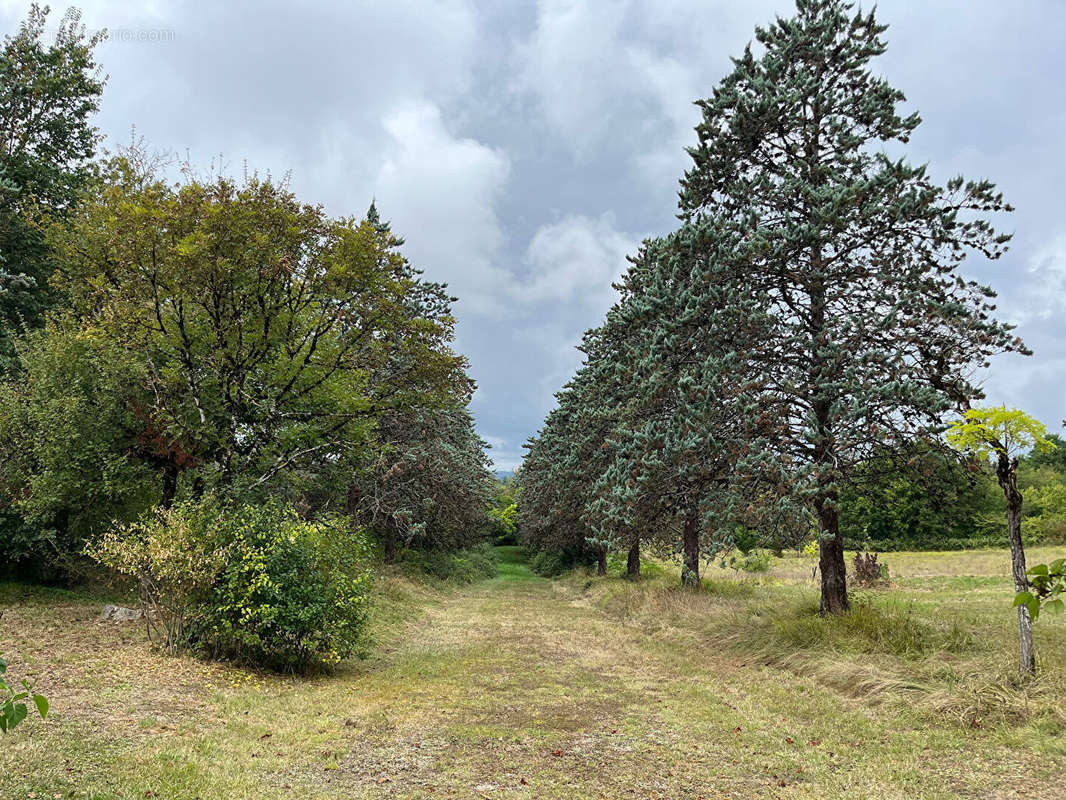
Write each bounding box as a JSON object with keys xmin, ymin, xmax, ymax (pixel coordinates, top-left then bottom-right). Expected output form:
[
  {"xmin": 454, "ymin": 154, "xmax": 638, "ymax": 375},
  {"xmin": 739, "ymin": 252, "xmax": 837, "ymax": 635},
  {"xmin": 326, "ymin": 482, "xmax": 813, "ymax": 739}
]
[
  {"xmin": 87, "ymin": 500, "xmax": 224, "ymax": 652},
  {"xmin": 528, "ymin": 548, "xmax": 591, "ymax": 577},
  {"xmin": 90, "ymin": 498, "xmax": 374, "ymax": 672},
  {"xmin": 0, "ymin": 651, "xmax": 48, "ymax": 733},
  {"xmin": 191, "ymin": 502, "xmax": 374, "ymax": 671},
  {"xmin": 400, "ymin": 543, "xmax": 497, "ymax": 583},
  {"xmin": 728, "ymin": 548, "xmax": 773, "ymax": 575}
]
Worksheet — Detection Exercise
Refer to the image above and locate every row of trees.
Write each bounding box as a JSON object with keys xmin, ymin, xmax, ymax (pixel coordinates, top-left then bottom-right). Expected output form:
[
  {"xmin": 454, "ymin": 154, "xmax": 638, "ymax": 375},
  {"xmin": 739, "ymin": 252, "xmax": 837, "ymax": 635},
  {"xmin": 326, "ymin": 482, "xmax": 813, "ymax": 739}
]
[
  {"xmin": 519, "ymin": 0, "xmax": 1029, "ymax": 616},
  {"xmin": 0, "ymin": 6, "xmax": 497, "ymax": 667}
]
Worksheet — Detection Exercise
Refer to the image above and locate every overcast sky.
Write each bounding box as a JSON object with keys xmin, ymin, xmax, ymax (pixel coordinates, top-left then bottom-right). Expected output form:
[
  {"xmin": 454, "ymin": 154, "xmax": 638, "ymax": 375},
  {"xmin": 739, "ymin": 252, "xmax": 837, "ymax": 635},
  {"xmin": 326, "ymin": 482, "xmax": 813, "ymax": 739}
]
[{"xmin": 4, "ymin": 0, "xmax": 1065, "ymax": 469}]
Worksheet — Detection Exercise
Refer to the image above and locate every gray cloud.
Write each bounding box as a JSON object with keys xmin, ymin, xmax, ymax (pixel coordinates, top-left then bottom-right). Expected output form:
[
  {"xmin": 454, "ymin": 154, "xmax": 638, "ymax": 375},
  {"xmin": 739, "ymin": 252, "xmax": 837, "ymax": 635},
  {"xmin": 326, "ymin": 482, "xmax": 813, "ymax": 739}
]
[{"xmin": 3, "ymin": 0, "xmax": 1064, "ymax": 468}]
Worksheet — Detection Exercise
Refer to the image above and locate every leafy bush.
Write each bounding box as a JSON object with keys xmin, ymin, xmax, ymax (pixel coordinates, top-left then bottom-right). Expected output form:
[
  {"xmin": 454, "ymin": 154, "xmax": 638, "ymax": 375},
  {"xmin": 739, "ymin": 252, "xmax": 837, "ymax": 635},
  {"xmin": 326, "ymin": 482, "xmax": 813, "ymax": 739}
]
[
  {"xmin": 728, "ymin": 549, "xmax": 773, "ymax": 575},
  {"xmin": 87, "ymin": 500, "xmax": 224, "ymax": 652},
  {"xmin": 0, "ymin": 648, "xmax": 48, "ymax": 733},
  {"xmin": 90, "ymin": 498, "xmax": 374, "ymax": 671},
  {"xmin": 190, "ymin": 503, "xmax": 374, "ymax": 671},
  {"xmin": 528, "ymin": 548, "xmax": 593, "ymax": 577},
  {"xmin": 400, "ymin": 543, "xmax": 497, "ymax": 583},
  {"xmin": 0, "ymin": 332, "xmax": 160, "ymax": 581}
]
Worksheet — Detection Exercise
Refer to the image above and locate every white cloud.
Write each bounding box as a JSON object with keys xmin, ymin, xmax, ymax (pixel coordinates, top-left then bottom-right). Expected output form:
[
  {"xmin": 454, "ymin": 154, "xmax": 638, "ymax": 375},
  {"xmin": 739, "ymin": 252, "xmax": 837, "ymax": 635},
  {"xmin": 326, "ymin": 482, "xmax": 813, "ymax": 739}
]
[
  {"xmin": 373, "ymin": 102, "xmax": 513, "ymax": 316},
  {"xmin": 517, "ymin": 0, "xmax": 633, "ymax": 155},
  {"xmin": 520, "ymin": 213, "xmax": 638, "ymax": 309},
  {"xmin": 506, "ymin": 213, "xmax": 642, "ymax": 423},
  {"xmin": 516, "ymin": 0, "xmax": 780, "ymax": 184},
  {"xmin": 1014, "ymin": 234, "xmax": 1066, "ymax": 324}
]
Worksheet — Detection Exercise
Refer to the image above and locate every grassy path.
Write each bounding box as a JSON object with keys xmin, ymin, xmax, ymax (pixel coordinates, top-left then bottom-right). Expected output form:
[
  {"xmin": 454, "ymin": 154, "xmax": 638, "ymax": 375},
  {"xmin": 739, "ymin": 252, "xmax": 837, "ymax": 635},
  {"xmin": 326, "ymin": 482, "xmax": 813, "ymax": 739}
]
[{"xmin": 2, "ymin": 546, "xmax": 1062, "ymax": 798}]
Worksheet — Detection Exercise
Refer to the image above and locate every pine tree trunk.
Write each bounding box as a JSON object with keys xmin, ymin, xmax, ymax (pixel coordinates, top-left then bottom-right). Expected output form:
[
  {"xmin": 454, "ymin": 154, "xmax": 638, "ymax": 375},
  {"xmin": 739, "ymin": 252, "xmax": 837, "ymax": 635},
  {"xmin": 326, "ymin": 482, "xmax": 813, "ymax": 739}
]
[
  {"xmin": 596, "ymin": 548, "xmax": 608, "ymax": 576},
  {"xmin": 682, "ymin": 516, "xmax": 700, "ymax": 588},
  {"xmin": 383, "ymin": 525, "xmax": 398, "ymax": 564},
  {"xmin": 161, "ymin": 461, "xmax": 179, "ymax": 510},
  {"xmin": 999, "ymin": 454, "xmax": 1036, "ymax": 674},
  {"xmin": 626, "ymin": 541, "xmax": 641, "ymax": 579},
  {"xmin": 808, "ymin": 241, "xmax": 848, "ymax": 615},
  {"xmin": 817, "ymin": 498, "xmax": 849, "ymax": 615}
]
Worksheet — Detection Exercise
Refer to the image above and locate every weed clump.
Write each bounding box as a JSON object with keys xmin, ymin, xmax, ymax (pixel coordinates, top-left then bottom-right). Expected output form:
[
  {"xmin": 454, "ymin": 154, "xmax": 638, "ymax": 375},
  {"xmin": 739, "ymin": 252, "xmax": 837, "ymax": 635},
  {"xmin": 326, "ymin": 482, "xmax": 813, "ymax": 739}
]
[
  {"xmin": 400, "ymin": 543, "xmax": 498, "ymax": 584},
  {"xmin": 852, "ymin": 551, "xmax": 889, "ymax": 586}
]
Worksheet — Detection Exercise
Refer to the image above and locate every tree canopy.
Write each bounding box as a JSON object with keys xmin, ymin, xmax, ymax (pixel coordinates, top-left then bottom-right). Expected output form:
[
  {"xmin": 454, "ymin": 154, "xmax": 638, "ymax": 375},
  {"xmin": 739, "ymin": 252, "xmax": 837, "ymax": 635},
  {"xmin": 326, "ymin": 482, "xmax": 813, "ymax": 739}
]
[{"xmin": 0, "ymin": 5, "xmax": 104, "ymax": 372}]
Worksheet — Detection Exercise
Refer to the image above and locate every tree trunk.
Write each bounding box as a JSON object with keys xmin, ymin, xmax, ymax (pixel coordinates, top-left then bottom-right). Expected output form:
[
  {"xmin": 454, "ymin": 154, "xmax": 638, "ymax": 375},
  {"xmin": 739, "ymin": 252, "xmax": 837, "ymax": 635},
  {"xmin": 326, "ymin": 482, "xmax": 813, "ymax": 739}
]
[
  {"xmin": 161, "ymin": 461, "xmax": 179, "ymax": 510},
  {"xmin": 383, "ymin": 524, "xmax": 398, "ymax": 564},
  {"xmin": 596, "ymin": 548, "xmax": 607, "ymax": 576},
  {"xmin": 808, "ymin": 225, "xmax": 848, "ymax": 615},
  {"xmin": 999, "ymin": 454, "xmax": 1036, "ymax": 674},
  {"xmin": 626, "ymin": 540, "xmax": 641, "ymax": 579},
  {"xmin": 817, "ymin": 497, "xmax": 849, "ymax": 615},
  {"xmin": 682, "ymin": 516, "xmax": 700, "ymax": 588}
]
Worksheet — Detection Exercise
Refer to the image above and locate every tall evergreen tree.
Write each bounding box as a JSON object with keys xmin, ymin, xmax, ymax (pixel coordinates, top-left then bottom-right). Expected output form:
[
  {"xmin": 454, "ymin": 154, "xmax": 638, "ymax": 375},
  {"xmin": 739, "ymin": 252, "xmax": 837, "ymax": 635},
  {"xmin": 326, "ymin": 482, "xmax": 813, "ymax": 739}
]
[
  {"xmin": 520, "ymin": 229, "xmax": 796, "ymax": 586},
  {"xmin": 679, "ymin": 0, "xmax": 1025, "ymax": 612},
  {"xmin": 519, "ymin": 363, "xmax": 617, "ymax": 575},
  {"xmin": 585, "ymin": 229, "xmax": 795, "ymax": 587}
]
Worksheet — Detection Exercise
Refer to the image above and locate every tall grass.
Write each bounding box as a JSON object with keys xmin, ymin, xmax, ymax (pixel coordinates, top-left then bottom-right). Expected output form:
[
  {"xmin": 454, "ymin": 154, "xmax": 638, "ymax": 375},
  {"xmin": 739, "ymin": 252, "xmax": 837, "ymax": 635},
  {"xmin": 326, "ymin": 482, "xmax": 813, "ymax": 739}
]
[{"xmin": 570, "ymin": 556, "xmax": 1066, "ymax": 731}]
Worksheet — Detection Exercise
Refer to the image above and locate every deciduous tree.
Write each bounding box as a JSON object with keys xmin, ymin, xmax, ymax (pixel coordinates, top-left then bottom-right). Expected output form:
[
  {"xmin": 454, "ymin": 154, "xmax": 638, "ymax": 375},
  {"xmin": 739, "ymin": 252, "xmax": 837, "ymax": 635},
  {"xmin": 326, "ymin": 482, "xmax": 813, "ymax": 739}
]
[{"xmin": 947, "ymin": 406, "xmax": 1051, "ymax": 674}]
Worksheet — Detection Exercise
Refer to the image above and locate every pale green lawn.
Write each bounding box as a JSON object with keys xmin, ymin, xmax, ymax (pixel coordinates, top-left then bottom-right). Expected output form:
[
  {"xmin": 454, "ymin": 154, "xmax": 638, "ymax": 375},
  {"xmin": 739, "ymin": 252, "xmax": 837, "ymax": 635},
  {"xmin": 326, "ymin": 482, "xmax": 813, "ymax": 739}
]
[{"xmin": 1, "ymin": 545, "xmax": 1063, "ymax": 799}]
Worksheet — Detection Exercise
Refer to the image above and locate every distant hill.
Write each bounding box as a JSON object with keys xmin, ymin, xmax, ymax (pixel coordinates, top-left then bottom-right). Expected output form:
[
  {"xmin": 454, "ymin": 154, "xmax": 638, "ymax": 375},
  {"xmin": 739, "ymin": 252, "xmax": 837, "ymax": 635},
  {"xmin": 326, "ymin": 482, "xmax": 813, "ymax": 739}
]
[{"xmin": 495, "ymin": 470, "xmax": 514, "ymax": 480}]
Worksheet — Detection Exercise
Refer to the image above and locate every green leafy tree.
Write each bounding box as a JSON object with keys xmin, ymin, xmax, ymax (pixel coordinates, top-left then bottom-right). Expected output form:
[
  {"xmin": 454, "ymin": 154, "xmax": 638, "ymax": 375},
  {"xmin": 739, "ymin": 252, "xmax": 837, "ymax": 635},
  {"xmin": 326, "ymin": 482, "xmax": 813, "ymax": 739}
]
[
  {"xmin": 947, "ymin": 406, "xmax": 1052, "ymax": 674},
  {"xmin": 0, "ymin": 328, "xmax": 159, "ymax": 577},
  {"xmin": 343, "ymin": 204, "xmax": 494, "ymax": 560},
  {"xmin": 487, "ymin": 478, "xmax": 520, "ymax": 544},
  {"xmin": 678, "ymin": 0, "xmax": 1025, "ymax": 613},
  {"xmin": 1023, "ymin": 434, "xmax": 1066, "ymax": 471},
  {"xmin": 0, "ymin": 4, "xmax": 105, "ymax": 371},
  {"xmin": 48, "ymin": 161, "xmax": 470, "ymax": 493},
  {"xmin": 838, "ymin": 439, "xmax": 1000, "ymax": 550},
  {"xmin": 1, "ymin": 164, "xmax": 475, "ymax": 571}
]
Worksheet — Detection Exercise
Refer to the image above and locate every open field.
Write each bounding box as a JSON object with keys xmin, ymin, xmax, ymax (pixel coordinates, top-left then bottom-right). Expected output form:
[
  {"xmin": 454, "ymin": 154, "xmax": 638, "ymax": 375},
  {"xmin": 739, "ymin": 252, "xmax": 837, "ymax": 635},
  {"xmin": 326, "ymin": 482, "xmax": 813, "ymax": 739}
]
[{"xmin": 1, "ymin": 545, "xmax": 1064, "ymax": 799}]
